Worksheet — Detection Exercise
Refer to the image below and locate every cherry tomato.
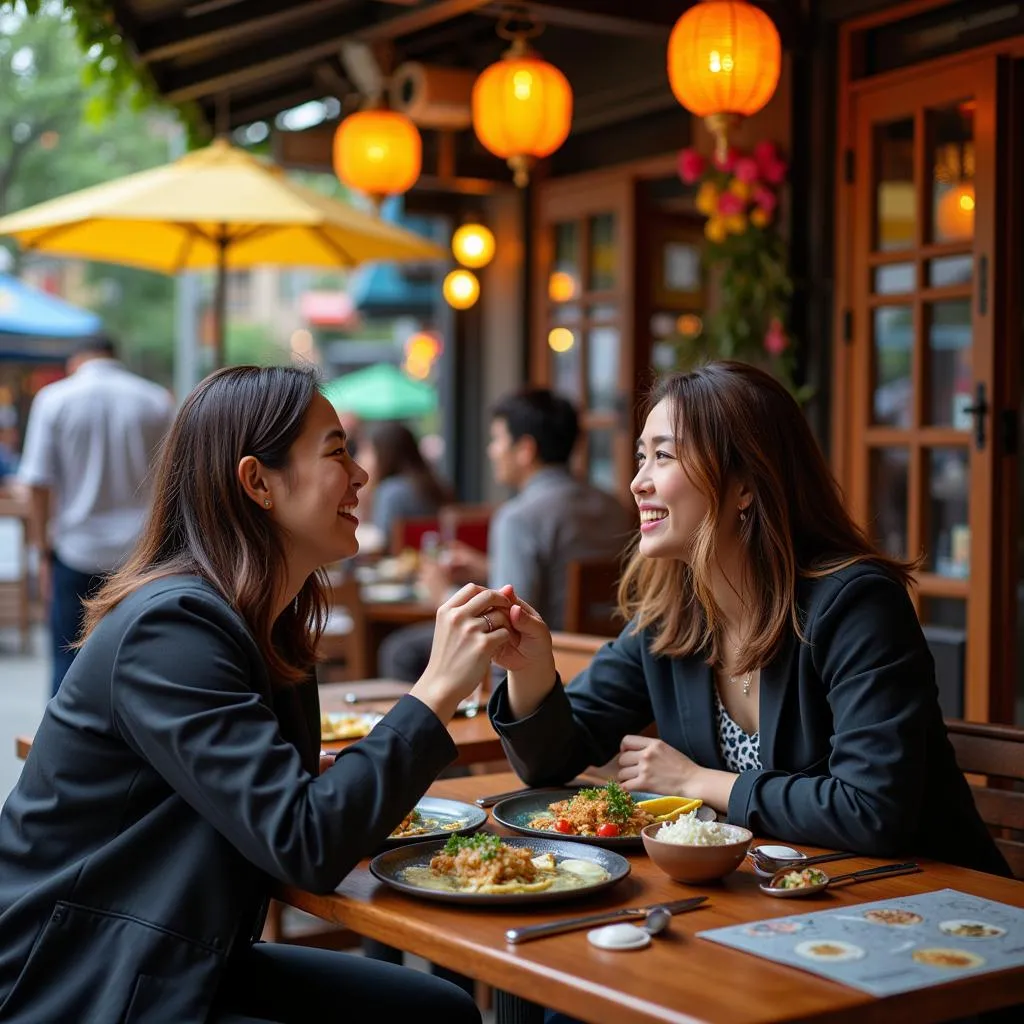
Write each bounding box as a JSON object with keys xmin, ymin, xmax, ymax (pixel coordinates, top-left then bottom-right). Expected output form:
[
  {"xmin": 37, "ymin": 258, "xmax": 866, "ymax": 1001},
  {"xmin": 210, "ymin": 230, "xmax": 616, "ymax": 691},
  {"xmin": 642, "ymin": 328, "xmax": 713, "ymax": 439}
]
[
  {"xmin": 596, "ymin": 823, "xmax": 620, "ymax": 838},
  {"xmin": 554, "ymin": 818, "xmax": 573, "ymax": 834}
]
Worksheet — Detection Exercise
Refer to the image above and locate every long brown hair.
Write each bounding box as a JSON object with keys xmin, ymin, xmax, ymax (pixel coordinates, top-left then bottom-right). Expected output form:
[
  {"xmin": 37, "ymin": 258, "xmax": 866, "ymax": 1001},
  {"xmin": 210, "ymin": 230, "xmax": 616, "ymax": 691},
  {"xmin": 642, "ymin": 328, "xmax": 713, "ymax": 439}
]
[
  {"xmin": 367, "ymin": 420, "xmax": 452, "ymax": 508},
  {"xmin": 78, "ymin": 365, "xmax": 328, "ymax": 686},
  {"xmin": 619, "ymin": 361, "xmax": 916, "ymax": 673}
]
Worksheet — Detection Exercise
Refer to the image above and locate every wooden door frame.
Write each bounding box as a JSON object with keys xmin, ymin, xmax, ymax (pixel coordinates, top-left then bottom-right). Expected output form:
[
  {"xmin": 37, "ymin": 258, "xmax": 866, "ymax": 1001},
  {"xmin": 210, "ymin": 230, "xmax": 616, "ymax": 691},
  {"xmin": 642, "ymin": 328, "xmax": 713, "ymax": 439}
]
[{"xmin": 834, "ymin": 0, "xmax": 1023, "ymax": 722}]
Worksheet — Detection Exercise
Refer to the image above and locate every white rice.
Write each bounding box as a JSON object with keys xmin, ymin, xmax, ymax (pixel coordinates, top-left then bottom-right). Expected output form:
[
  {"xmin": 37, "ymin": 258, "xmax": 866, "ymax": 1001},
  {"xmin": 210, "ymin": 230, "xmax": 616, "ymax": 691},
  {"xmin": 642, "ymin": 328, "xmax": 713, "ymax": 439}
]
[{"xmin": 655, "ymin": 813, "xmax": 736, "ymax": 847}]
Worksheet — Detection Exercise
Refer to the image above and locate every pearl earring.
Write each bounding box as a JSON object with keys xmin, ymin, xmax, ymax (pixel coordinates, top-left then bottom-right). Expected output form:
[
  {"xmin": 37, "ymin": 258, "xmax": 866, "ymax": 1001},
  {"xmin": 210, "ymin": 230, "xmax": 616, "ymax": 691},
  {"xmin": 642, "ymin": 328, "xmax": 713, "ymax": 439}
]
[{"xmin": 264, "ymin": 499, "xmax": 272, "ymax": 508}]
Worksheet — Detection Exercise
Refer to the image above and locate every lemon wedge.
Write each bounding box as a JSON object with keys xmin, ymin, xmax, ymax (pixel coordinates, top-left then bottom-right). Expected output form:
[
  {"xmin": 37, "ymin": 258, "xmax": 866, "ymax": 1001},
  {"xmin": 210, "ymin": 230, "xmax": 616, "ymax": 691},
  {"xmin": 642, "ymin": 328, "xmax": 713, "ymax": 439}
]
[{"xmin": 635, "ymin": 796, "xmax": 703, "ymax": 821}]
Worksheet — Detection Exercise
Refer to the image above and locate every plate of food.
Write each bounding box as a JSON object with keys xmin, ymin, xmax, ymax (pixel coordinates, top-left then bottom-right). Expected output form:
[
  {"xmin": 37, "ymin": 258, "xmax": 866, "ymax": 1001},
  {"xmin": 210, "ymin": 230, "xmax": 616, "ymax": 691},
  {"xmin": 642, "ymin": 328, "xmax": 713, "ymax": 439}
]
[
  {"xmin": 385, "ymin": 798, "xmax": 487, "ymax": 846},
  {"xmin": 369, "ymin": 833, "xmax": 630, "ymax": 905},
  {"xmin": 491, "ymin": 782, "xmax": 669, "ymax": 846},
  {"xmin": 320, "ymin": 711, "xmax": 383, "ymax": 742}
]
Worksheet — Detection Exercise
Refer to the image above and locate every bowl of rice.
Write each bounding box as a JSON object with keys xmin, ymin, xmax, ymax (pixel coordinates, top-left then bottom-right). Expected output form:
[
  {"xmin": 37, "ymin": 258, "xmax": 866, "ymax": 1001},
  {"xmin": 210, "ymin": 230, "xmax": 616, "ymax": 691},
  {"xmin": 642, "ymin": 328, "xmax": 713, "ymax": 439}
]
[{"xmin": 641, "ymin": 814, "xmax": 753, "ymax": 883}]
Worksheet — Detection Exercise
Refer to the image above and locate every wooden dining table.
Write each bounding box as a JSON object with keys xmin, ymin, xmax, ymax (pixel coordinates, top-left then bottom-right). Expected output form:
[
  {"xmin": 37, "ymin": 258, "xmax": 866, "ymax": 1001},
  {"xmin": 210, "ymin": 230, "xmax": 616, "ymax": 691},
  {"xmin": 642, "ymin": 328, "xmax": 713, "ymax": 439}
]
[{"xmin": 280, "ymin": 771, "xmax": 1024, "ymax": 1024}]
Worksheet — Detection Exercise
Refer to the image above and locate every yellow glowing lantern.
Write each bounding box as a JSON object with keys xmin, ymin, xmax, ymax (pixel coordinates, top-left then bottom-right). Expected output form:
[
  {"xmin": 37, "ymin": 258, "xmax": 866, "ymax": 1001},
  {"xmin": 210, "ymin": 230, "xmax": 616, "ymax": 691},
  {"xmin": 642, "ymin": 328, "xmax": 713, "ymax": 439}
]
[
  {"xmin": 443, "ymin": 269, "xmax": 480, "ymax": 310},
  {"xmin": 548, "ymin": 327, "xmax": 575, "ymax": 352},
  {"xmin": 472, "ymin": 35, "xmax": 572, "ymax": 187},
  {"xmin": 667, "ymin": 0, "xmax": 781, "ymax": 160},
  {"xmin": 547, "ymin": 270, "xmax": 577, "ymax": 303},
  {"xmin": 451, "ymin": 223, "xmax": 496, "ymax": 269},
  {"xmin": 936, "ymin": 182, "xmax": 975, "ymax": 241},
  {"xmin": 332, "ymin": 109, "xmax": 422, "ymax": 202}
]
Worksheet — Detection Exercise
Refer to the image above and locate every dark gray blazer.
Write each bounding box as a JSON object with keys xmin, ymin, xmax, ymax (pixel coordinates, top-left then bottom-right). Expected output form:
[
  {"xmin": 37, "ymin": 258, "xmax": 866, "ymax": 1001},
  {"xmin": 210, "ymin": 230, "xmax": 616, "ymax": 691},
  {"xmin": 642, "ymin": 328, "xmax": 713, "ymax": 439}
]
[
  {"xmin": 490, "ymin": 563, "xmax": 1009, "ymax": 877},
  {"xmin": 0, "ymin": 576, "xmax": 456, "ymax": 1023}
]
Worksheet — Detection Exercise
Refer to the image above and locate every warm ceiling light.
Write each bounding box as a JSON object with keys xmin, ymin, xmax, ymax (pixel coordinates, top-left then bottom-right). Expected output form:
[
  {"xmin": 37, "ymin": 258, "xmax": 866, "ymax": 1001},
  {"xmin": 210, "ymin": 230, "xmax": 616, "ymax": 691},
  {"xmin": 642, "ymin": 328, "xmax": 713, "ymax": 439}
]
[
  {"xmin": 442, "ymin": 269, "xmax": 480, "ymax": 310},
  {"xmin": 547, "ymin": 327, "xmax": 575, "ymax": 352},
  {"xmin": 472, "ymin": 33, "xmax": 572, "ymax": 187},
  {"xmin": 547, "ymin": 270, "xmax": 577, "ymax": 303},
  {"xmin": 451, "ymin": 223, "xmax": 496, "ymax": 269},
  {"xmin": 332, "ymin": 108, "xmax": 422, "ymax": 202},
  {"xmin": 667, "ymin": 1, "xmax": 781, "ymax": 160}
]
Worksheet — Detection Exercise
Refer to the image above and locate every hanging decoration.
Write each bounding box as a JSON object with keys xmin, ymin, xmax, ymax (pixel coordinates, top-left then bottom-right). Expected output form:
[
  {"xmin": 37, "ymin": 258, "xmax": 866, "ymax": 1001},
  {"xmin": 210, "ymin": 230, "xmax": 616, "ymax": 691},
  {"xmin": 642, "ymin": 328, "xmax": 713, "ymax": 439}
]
[
  {"xmin": 442, "ymin": 269, "xmax": 480, "ymax": 310},
  {"xmin": 332, "ymin": 107, "xmax": 422, "ymax": 204},
  {"xmin": 667, "ymin": 0, "xmax": 781, "ymax": 162},
  {"xmin": 451, "ymin": 222, "xmax": 496, "ymax": 268},
  {"xmin": 471, "ymin": 16, "xmax": 572, "ymax": 187}
]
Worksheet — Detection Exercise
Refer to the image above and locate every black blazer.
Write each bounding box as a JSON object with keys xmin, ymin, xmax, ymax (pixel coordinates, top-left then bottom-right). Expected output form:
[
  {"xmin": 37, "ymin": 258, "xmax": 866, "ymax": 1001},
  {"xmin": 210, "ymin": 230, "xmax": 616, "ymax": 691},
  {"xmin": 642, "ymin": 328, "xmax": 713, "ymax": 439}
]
[
  {"xmin": 490, "ymin": 563, "xmax": 1009, "ymax": 877},
  {"xmin": 0, "ymin": 576, "xmax": 456, "ymax": 1023}
]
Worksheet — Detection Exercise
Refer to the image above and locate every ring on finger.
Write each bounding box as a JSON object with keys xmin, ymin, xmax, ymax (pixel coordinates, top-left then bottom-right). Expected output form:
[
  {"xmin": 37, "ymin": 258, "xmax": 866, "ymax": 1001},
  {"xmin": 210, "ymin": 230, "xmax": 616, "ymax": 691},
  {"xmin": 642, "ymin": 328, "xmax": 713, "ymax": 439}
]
[{"xmin": 481, "ymin": 612, "xmax": 495, "ymax": 633}]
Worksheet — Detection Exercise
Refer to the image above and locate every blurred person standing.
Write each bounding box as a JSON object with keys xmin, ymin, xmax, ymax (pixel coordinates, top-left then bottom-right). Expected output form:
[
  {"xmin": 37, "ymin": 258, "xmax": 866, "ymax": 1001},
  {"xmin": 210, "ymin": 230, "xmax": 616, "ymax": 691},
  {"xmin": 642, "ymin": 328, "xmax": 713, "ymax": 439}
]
[{"xmin": 18, "ymin": 333, "xmax": 174, "ymax": 695}]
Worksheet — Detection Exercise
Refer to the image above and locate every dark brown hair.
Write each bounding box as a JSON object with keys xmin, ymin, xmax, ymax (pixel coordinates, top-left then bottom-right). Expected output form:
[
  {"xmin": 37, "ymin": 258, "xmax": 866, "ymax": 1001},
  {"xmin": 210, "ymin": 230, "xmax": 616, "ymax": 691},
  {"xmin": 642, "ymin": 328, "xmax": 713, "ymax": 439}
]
[
  {"xmin": 619, "ymin": 361, "xmax": 916, "ymax": 673},
  {"xmin": 78, "ymin": 364, "xmax": 328, "ymax": 686},
  {"xmin": 367, "ymin": 420, "xmax": 452, "ymax": 507}
]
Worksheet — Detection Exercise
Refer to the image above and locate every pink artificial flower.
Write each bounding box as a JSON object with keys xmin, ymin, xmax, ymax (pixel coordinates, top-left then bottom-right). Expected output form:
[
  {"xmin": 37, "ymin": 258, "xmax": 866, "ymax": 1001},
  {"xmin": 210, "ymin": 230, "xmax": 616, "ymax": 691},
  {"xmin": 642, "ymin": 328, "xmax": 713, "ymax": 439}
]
[
  {"xmin": 713, "ymin": 146, "xmax": 737, "ymax": 172},
  {"xmin": 753, "ymin": 140, "xmax": 778, "ymax": 172},
  {"xmin": 677, "ymin": 148, "xmax": 706, "ymax": 184},
  {"xmin": 763, "ymin": 158, "xmax": 788, "ymax": 185},
  {"xmin": 753, "ymin": 185, "xmax": 778, "ymax": 214},
  {"xmin": 717, "ymin": 191, "xmax": 745, "ymax": 217},
  {"xmin": 733, "ymin": 157, "xmax": 759, "ymax": 184},
  {"xmin": 763, "ymin": 319, "xmax": 789, "ymax": 356}
]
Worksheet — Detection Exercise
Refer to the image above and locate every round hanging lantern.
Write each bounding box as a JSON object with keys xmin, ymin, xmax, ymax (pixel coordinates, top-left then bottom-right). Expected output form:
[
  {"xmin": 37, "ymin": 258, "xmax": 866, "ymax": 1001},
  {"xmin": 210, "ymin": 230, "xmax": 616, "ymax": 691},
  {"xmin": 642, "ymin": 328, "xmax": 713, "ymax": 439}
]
[
  {"xmin": 332, "ymin": 108, "xmax": 422, "ymax": 202},
  {"xmin": 936, "ymin": 182, "xmax": 975, "ymax": 241},
  {"xmin": 451, "ymin": 223, "xmax": 496, "ymax": 268},
  {"xmin": 442, "ymin": 269, "xmax": 480, "ymax": 310},
  {"xmin": 472, "ymin": 35, "xmax": 572, "ymax": 187},
  {"xmin": 667, "ymin": 0, "xmax": 781, "ymax": 160}
]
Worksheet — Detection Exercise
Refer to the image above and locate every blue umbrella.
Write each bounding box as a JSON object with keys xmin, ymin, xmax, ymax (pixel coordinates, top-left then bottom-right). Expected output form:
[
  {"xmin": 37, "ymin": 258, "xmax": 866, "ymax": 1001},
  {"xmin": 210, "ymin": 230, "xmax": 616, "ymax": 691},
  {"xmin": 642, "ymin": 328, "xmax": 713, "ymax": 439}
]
[{"xmin": 0, "ymin": 273, "xmax": 100, "ymax": 338}]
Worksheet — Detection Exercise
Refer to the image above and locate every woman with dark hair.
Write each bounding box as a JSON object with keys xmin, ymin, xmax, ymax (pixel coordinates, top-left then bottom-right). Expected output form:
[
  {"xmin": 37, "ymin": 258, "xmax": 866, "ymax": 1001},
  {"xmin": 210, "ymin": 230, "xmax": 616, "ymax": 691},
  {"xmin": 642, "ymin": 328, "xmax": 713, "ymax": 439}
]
[
  {"xmin": 361, "ymin": 421, "xmax": 452, "ymax": 549},
  {"xmin": 0, "ymin": 366, "xmax": 509, "ymax": 1023},
  {"xmin": 488, "ymin": 360, "xmax": 1009, "ymax": 877}
]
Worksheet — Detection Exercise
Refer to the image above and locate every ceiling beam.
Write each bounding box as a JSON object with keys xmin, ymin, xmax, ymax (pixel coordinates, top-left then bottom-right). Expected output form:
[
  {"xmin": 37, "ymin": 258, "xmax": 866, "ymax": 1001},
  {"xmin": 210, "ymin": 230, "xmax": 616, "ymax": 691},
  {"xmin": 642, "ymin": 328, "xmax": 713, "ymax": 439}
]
[
  {"xmin": 136, "ymin": 0, "xmax": 352, "ymax": 64},
  {"xmin": 479, "ymin": 0, "xmax": 683, "ymax": 38},
  {"xmin": 226, "ymin": 85, "xmax": 328, "ymax": 128},
  {"xmin": 158, "ymin": 1, "xmax": 494, "ymax": 102}
]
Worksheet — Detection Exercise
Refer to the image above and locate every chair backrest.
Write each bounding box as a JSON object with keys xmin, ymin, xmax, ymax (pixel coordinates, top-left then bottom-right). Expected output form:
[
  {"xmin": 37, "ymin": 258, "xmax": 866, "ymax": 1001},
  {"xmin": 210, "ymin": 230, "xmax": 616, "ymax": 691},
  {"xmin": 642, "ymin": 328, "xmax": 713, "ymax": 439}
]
[
  {"xmin": 317, "ymin": 573, "xmax": 369, "ymax": 682},
  {"xmin": 945, "ymin": 719, "xmax": 1024, "ymax": 879},
  {"xmin": 550, "ymin": 631, "xmax": 608, "ymax": 683},
  {"xmin": 390, "ymin": 515, "xmax": 440, "ymax": 556},
  {"xmin": 439, "ymin": 503, "xmax": 492, "ymax": 554},
  {"xmin": 563, "ymin": 558, "xmax": 622, "ymax": 636}
]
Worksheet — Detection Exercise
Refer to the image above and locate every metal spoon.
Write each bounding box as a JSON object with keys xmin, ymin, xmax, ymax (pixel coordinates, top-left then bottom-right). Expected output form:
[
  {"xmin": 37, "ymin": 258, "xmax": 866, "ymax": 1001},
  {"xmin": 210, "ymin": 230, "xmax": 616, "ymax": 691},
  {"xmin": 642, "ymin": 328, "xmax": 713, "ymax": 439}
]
[
  {"xmin": 760, "ymin": 861, "xmax": 921, "ymax": 898},
  {"xmin": 748, "ymin": 847, "xmax": 855, "ymax": 876}
]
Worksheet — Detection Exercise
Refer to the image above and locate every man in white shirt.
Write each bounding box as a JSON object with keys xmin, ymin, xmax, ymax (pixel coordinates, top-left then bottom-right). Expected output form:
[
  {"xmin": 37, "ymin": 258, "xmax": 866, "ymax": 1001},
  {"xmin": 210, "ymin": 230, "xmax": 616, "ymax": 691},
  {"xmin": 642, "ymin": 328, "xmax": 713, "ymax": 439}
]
[{"xmin": 18, "ymin": 334, "xmax": 175, "ymax": 695}]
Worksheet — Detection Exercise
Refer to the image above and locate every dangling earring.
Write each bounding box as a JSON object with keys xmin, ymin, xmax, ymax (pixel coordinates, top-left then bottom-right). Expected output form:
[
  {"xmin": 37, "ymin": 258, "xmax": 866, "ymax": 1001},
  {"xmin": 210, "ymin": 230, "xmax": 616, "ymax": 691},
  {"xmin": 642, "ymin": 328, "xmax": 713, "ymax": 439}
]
[
  {"xmin": 264, "ymin": 499, "xmax": 272, "ymax": 508},
  {"xmin": 739, "ymin": 509, "xmax": 747, "ymax": 523}
]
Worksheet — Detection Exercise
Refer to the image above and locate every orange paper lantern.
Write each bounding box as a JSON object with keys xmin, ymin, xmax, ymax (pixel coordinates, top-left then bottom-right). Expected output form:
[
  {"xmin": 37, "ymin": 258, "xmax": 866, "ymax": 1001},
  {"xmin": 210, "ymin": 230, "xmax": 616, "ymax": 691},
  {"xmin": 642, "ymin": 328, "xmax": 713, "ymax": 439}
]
[
  {"xmin": 333, "ymin": 109, "xmax": 422, "ymax": 201},
  {"xmin": 668, "ymin": 0, "xmax": 781, "ymax": 158},
  {"xmin": 472, "ymin": 38, "xmax": 572, "ymax": 187}
]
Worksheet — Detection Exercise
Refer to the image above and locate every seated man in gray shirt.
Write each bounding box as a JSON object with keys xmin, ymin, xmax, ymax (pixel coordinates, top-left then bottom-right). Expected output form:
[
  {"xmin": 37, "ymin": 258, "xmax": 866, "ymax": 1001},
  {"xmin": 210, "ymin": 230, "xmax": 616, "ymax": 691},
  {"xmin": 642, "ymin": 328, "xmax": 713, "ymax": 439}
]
[{"xmin": 378, "ymin": 388, "xmax": 634, "ymax": 681}]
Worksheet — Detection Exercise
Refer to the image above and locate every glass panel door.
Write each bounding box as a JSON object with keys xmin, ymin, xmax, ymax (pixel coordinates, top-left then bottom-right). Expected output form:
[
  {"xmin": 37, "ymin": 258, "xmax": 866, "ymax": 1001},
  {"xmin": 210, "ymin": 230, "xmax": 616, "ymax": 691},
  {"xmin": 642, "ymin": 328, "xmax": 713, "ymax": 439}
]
[{"xmin": 848, "ymin": 59, "xmax": 997, "ymax": 720}]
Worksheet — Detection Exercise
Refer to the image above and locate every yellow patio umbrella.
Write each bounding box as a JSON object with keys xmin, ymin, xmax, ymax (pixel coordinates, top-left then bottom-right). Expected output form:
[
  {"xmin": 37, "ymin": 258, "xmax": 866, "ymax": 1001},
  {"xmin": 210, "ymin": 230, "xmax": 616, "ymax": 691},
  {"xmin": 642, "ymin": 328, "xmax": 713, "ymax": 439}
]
[{"xmin": 0, "ymin": 138, "xmax": 445, "ymax": 366}]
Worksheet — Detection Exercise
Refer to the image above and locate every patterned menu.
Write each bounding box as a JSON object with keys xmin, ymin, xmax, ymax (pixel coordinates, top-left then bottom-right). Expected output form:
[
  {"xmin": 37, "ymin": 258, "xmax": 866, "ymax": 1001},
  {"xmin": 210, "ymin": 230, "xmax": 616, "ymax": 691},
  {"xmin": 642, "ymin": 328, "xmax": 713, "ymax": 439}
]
[{"xmin": 698, "ymin": 888, "xmax": 1024, "ymax": 997}]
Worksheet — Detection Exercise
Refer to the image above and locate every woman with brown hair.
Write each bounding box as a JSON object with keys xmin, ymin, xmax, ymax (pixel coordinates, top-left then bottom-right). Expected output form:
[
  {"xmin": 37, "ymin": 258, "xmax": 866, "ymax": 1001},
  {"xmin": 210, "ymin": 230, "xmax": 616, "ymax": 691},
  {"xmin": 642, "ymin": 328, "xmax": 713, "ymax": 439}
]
[
  {"xmin": 488, "ymin": 361, "xmax": 1008, "ymax": 876},
  {"xmin": 0, "ymin": 365, "xmax": 506, "ymax": 1023}
]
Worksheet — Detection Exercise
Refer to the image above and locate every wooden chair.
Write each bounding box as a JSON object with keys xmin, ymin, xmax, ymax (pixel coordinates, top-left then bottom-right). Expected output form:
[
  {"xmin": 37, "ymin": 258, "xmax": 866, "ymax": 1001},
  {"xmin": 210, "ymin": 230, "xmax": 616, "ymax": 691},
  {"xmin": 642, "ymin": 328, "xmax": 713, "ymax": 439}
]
[
  {"xmin": 316, "ymin": 574, "xmax": 369, "ymax": 683},
  {"xmin": 0, "ymin": 488, "xmax": 33, "ymax": 654},
  {"xmin": 946, "ymin": 720, "xmax": 1024, "ymax": 879},
  {"xmin": 563, "ymin": 558, "xmax": 623, "ymax": 637},
  {"xmin": 551, "ymin": 631, "xmax": 608, "ymax": 682},
  {"xmin": 439, "ymin": 502, "xmax": 492, "ymax": 554}
]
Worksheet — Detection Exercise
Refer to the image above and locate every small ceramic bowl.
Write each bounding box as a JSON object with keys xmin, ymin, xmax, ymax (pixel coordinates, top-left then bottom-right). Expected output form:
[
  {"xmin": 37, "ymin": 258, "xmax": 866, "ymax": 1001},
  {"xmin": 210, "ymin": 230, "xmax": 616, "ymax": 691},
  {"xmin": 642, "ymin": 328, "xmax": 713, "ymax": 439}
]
[{"xmin": 641, "ymin": 820, "xmax": 753, "ymax": 884}]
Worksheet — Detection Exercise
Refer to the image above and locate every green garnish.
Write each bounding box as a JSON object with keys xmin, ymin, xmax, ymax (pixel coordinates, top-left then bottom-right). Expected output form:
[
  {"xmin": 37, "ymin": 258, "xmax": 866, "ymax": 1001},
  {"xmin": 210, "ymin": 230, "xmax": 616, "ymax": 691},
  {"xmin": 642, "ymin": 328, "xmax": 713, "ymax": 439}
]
[
  {"xmin": 442, "ymin": 833, "xmax": 503, "ymax": 861},
  {"xmin": 571, "ymin": 781, "xmax": 634, "ymax": 824}
]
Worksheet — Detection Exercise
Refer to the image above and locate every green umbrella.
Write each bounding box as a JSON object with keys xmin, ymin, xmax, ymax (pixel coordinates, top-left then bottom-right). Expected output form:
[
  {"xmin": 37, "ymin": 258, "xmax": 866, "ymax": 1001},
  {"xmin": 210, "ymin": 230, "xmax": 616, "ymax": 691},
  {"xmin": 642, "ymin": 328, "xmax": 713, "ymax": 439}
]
[{"xmin": 322, "ymin": 363, "xmax": 438, "ymax": 420}]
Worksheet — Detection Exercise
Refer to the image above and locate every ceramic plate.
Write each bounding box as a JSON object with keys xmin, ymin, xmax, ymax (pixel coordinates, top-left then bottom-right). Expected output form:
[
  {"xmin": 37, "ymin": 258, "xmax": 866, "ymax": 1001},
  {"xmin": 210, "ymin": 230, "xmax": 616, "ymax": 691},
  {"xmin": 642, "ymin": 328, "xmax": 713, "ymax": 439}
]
[
  {"xmin": 369, "ymin": 834, "xmax": 630, "ymax": 905},
  {"xmin": 490, "ymin": 787, "xmax": 663, "ymax": 848},
  {"xmin": 384, "ymin": 797, "xmax": 487, "ymax": 847},
  {"xmin": 320, "ymin": 712, "xmax": 383, "ymax": 742}
]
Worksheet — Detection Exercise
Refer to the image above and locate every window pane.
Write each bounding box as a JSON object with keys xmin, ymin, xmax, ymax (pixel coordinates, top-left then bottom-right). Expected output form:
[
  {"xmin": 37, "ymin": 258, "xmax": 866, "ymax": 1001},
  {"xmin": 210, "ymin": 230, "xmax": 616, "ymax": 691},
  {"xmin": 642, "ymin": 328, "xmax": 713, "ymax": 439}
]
[
  {"xmin": 928, "ymin": 255, "xmax": 972, "ymax": 287},
  {"xmin": 873, "ymin": 263, "xmax": 915, "ymax": 294},
  {"xmin": 872, "ymin": 306, "xmax": 913, "ymax": 427},
  {"xmin": 870, "ymin": 447, "xmax": 909, "ymax": 558},
  {"xmin": 921, "ymin": 597, "xmax": 967, "ymax": 629},
  {"xmin": 874, "ymin": 119, "xmax": 915, "ymax": 251},
  {"xmin": 551, "ymin": 332, "xmax": 581, "ymax": 401},
  {"xmin": 925, "ymin": 447, "xmax": 970, "ymax": 579},
  {"xmin": 586, "ymin": 325, "xmax": 620, "ymax": 414},
  {"xmin": 586, "ymin": 428, "xmax": 617, "ymax": 494},
  {"xmin": 588, "ymin": 214, "xmax": 616, "ymax": 291},
  {"xmin": 550, "ymin": 222, "xmax": 579, "ymax": 304},
  {"xmin": 930, "ymin": 102, "xmax": 974, "ymax": 244},
  {"xmin": 925, "ymin": 300, "xmax": 972, "ymax": 428}
]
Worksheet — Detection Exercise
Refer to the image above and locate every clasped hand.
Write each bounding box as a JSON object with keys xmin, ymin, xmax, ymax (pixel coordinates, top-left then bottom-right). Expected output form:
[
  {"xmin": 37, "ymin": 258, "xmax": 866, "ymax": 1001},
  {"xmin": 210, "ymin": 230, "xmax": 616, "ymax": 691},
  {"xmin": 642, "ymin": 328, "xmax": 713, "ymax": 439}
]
[{"xmin": 617, "ymin": 734, "xmax": 699, "ymax": 796}]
